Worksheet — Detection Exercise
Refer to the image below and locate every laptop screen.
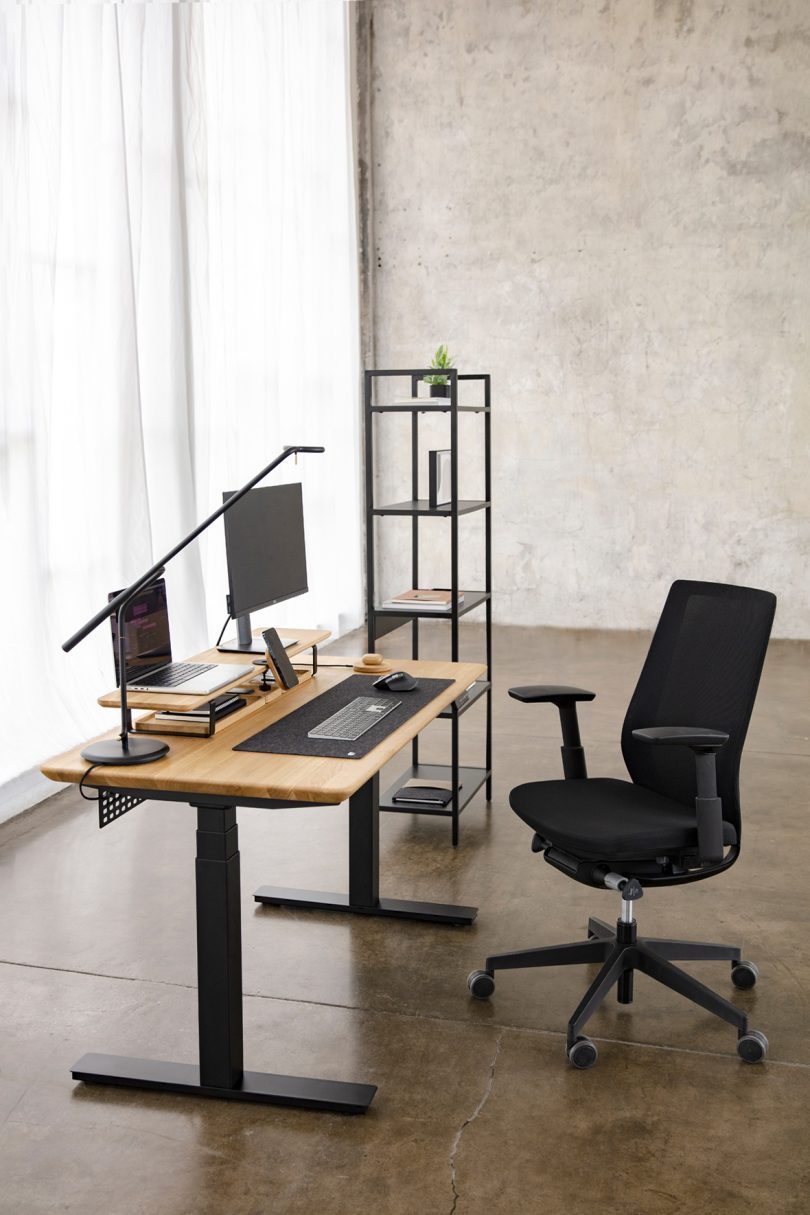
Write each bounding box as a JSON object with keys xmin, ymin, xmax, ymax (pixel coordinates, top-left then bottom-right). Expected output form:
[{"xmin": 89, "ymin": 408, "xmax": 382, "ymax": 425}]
[{"xmin": 109, "ymin": 579, "xmax": 172, "ymax": 685}]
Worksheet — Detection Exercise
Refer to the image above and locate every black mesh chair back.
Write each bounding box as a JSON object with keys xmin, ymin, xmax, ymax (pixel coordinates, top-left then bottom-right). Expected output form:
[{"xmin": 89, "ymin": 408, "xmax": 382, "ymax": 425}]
[{"xmin": 621, "ymin": 580, "xmax": 776, "ymax": 842}]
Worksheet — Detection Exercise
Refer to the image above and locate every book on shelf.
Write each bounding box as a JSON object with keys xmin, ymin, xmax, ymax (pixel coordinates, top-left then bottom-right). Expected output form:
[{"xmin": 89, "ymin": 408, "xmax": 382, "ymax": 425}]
[
  {"xmin": 381, "ymin": 588, "xmax": 465, "ymax": 611},
  {"xmin": 390, "ymin": 398, "xmax": 447, "ymax": 408},
  {"xmin": 153, "ymin": 694, "xmax": 246, "ymax": 723}
]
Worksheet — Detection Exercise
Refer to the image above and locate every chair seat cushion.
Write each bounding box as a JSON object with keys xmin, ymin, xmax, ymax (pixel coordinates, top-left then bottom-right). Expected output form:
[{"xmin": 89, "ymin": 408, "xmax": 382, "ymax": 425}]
[{"xmin": 509, "ymin": 778, "xmax": 737, "ymax": 861}]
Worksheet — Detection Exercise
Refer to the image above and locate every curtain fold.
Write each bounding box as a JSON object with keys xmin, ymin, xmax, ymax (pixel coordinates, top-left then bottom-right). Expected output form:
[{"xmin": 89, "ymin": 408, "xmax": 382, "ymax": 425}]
[{"xmin": 0, "ymin": 2, "xmax": 363, "ymax": 822}]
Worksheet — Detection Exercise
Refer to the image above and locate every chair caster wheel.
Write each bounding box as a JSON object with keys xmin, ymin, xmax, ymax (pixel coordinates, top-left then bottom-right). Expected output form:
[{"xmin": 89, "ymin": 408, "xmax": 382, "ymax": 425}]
[
  {"xmin": 731, "ymin": 960, "xmax": 759, "ymax": 989},
  {"xmin": 567, "ymin": 1036, "xmax": 598, "ymax": 1069},
  {"xmin": 737, "ymin": 1030, "xmax": 768, "ymax": 1063},
  {"xmin": 468, "ymin": 970, "xmax": 495, "ymax": 999}
]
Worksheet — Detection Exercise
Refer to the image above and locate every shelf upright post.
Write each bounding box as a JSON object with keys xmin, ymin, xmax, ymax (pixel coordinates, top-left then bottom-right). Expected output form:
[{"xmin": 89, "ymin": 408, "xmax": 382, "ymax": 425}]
[
  {"xmin": 449, "ymin": 367, "xmax": 460, "ymax": 845},
  {"xmin": 365, "ymin": 370, "xmax": 376, "ymax": 653},
  {"xmin": 411, "ymin": 373, "xmax": 421, "ymax": 770},
  {"xmin": 484, "ymin": 373, "xmax": 493, "ymax": 800},
  {"xmin": 449, "ymin": 367, "xmax": 459, "ymax": 663}
]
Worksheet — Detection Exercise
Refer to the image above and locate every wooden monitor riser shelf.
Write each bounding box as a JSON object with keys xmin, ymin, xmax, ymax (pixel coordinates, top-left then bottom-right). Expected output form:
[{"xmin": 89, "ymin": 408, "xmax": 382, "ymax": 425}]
[
  {"xmin": 132, "ymin": 670, "xmax": 315, "ymax": 738},
  {"xmin": 97, "ymin": 627, "xmax": 331, "ymax": 713}
]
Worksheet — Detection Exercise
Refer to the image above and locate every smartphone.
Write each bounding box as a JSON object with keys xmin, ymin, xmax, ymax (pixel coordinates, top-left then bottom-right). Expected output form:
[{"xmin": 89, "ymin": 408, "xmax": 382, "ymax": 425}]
[{"xmin": 262, "ymin": 627, "xmax": 300, "ymax": 690}]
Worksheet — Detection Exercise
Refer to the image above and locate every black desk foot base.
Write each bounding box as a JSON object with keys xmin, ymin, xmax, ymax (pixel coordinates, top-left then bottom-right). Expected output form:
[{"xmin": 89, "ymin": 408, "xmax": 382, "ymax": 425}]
[
  {"xmin": 72, "ymin": 1053, "xmax": 376, "ymax": 1114},
  {"xmin": 254, "ymin": 885, "xmax": 477, "ymax": 925}
]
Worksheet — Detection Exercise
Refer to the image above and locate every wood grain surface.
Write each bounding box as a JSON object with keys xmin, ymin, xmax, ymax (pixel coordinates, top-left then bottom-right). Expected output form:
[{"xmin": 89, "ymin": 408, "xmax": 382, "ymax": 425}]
[{"xmin": 42, "ymin": 659, "xmax": 486, "ymax": 805}]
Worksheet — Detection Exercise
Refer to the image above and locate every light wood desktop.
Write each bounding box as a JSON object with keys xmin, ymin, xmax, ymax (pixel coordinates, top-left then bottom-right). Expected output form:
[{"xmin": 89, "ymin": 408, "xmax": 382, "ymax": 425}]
[
  {"xmin": 50, "ymin": 655, "xmax": 483, "ymax": 806},
  {"xmin": 41, "ymin": 652, "xmax": 485, "ymax": 1115}
]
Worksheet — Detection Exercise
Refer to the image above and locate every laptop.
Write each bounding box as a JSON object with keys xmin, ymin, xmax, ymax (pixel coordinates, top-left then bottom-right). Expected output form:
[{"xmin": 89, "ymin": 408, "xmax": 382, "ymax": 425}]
[{"xmin": 110, "ymin": 579, "xmax": 254, "ymax": 695}]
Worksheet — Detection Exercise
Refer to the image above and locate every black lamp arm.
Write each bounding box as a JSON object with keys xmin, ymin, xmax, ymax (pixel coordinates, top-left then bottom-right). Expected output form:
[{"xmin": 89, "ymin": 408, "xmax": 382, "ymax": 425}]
[{"xmin": 62, "ymin": 445, "xmax": 325, "ymax": 652}]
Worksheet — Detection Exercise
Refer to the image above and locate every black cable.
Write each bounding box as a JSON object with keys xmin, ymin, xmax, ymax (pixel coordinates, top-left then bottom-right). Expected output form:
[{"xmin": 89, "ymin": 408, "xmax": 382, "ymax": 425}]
[
  {"xmin": 79, "ymin": 763, "xmax": 101, "ymax": 802},
  {"xmin": 214, "ymin": 614, "xmax": 231, "ymax": 648}
]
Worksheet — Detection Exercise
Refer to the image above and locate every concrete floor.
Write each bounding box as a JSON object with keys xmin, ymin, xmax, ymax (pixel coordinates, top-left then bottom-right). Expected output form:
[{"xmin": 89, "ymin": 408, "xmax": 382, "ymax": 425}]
[{"xmin": 1, "ymin": 623, "xmax": 809, "ymax": 1214}]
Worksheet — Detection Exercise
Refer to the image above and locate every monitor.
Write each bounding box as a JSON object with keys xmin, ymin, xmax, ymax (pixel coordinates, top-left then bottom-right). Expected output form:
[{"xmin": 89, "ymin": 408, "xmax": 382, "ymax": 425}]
[{"xmin": 220, "ymin": 483, "xmax": 308, "ymax": 652}]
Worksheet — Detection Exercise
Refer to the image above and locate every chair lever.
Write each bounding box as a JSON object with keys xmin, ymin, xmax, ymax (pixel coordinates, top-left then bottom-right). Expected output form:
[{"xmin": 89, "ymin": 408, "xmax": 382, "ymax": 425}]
[{"xmin": 602, "ymin": 872, "xmax": 644, "ymax": 901}]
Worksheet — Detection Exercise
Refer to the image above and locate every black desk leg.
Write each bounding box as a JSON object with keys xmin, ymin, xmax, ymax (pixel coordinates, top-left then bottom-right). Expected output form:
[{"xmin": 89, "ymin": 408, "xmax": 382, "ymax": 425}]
[
  {"xmin": 349, "ymin": 773, "xmax": 380, "ymax": 907},
  {"xmin": 254, "ymin": 776, "xmax": 477, "ymax": 925},
  {"xmin": 196, "ymin": 806, "xmax": 244, "ymax": 1088},
  {"xmin": 71, "ymin": 804, "xmax": 376, "ymax": 1113}
]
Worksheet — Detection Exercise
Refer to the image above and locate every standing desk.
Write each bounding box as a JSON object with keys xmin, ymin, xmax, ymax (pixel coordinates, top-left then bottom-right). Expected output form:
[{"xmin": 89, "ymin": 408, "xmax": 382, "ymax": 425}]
[{"xmin": 40, "ymin": 657, "xmax": 485, "ymax": 1115}]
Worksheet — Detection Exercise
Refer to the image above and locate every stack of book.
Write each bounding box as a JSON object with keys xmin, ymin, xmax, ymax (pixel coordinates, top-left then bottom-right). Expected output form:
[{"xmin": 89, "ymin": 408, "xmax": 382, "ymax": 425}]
[{"xmin": 381, "ymin": 588, "xmax": 464, "ymax": 612}]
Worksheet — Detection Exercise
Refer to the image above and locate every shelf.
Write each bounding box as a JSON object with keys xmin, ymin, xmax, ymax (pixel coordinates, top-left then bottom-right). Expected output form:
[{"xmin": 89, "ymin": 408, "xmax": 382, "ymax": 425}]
[
  {"xmin": 373, "ymin": 499, "xmax": 490, "ymax": 517},
  {"xmin": 380, "ymin": 764, "xmax": 490, "ymax": 818},
  {"xmin": 365, "ymin": 364, "xmax": 492, "ymax": 844},
  {"xmin": 437, "ymin": 679, "xmax": 490, "ymax": 719},
  {"xmin": 373, "ymin": 589, "xmax": 490, "ymax": 620},
  {"xmin": 132, "ymin": 676, "xmax": 311, "ymax": 738},
  {"xmin": 371, "ymin": 399, "xmax": 489, "ymax": 414}
]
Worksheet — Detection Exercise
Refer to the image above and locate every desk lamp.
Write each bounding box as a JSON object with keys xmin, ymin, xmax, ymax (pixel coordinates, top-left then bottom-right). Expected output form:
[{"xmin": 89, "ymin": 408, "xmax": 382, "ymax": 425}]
[{"xmin": 62, "ymin": 445, "xmax": 325, "ymax": 766}]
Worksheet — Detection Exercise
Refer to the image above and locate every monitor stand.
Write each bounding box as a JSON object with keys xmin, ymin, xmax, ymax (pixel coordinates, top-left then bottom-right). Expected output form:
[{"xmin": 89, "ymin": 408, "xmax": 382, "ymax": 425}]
[{"xmin": 217, "ymin": 612, "xmax": 299, "ymax": 654}]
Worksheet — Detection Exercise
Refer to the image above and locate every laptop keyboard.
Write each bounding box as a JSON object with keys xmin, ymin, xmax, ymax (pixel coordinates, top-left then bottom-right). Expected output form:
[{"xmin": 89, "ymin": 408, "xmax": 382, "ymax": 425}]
[
  {"xmin": 128, "ymin": 662, "xmax": 216, "ymax": 688},
  {"xmin": 308, "ymin": 696, "xmax": 401, "ymax": 742}
]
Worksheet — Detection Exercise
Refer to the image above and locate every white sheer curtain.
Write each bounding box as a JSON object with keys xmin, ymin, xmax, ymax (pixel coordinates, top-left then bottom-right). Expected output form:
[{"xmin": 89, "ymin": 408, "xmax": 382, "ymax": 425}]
[{"xmin": 0, "ymin": 3, "xmax": 363, "ymax": 822}]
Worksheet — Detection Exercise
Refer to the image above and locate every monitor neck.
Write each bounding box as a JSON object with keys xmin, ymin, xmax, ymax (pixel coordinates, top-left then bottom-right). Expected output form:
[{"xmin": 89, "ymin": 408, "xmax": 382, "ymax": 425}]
[{"xmin": 235, "ymin": 612, "xmax": 253, "ymax": 648}]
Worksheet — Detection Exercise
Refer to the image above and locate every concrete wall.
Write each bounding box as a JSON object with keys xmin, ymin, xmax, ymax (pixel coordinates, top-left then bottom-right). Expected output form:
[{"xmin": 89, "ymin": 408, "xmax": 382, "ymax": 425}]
[{"xmin": 358, "ymin": 0, "xmax": 810, "ymax": 637}]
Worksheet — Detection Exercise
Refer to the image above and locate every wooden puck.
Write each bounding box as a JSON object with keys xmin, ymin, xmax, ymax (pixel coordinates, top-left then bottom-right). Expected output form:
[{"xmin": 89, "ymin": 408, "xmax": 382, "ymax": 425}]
[{"xmin": 353, "ymin": 652, "xmax": 392, "ymax": 674}]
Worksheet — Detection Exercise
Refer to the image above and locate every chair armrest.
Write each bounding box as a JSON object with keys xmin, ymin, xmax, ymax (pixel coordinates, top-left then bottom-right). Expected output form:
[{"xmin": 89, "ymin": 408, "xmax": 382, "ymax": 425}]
[
  {"xmin": 509, "ymin": 686, "xmax": 595, "ymax": 779},
  {"xmin": 632, "ymin": 726, "xmax": 729, "ymax": 749},
  {"xmin": 632, "ymin": 726, "xmax": 729, "ymax": 865},
  {"xmin": 509, "ymin": 685, "xmax": 595, "ymax": 705}
]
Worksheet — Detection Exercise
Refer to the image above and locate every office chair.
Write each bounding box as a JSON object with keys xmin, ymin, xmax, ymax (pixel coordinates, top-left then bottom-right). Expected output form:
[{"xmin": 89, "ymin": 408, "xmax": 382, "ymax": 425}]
[{"xmin": 468, "ymin": 580, "xmax": 776, "ymax": 1068}]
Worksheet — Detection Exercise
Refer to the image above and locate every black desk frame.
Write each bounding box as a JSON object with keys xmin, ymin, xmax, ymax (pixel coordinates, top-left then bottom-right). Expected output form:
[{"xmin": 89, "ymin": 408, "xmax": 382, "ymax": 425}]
[
  {"xmin": 254, "ymin": 774, "xmax": 477, "ymax": 925},
  {"xmin": 73, "ymin": 776, "xmax": 476, "ymax": 1115}
]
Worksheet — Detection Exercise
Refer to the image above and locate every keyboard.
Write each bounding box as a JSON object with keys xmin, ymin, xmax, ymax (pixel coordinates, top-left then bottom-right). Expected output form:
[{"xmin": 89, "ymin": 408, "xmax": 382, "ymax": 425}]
[
  {"xmin": 127, "ymin": 662, "xmax": 216, "ymax": 689},
  {"xmin": 308, "ymin": 696, "xmax": 401, "ymax": 741}
]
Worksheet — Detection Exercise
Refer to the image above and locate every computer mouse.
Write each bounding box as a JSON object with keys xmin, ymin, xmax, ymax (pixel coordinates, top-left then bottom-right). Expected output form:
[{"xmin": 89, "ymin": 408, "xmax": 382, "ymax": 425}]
[{"xmin": 373, "ymin": 670, "xmax": 418, "ymax": 692}]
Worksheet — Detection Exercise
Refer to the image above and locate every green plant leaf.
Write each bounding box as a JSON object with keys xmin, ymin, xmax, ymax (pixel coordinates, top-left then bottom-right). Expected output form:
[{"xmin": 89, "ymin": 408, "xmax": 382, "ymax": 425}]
[{"xmin": 430, "ymin": 343, "xmax": 454, "ymax": 371}]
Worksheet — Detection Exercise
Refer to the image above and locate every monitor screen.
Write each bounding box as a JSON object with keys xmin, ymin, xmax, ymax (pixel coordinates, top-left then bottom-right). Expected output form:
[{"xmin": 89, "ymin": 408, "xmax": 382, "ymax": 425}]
[
  {"xmin": 109, "ymin": 579, "xmax": 172, "ymax": 685},
  {"xmin": 223, "ymin": 483, "xmax": 308, "ymax": 617}
]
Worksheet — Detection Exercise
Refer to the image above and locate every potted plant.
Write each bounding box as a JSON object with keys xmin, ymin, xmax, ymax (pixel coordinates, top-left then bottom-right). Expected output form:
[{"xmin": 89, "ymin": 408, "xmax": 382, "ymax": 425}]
[{"xmin": 423, "ymin": 344, "xmax": 455, "ymax": 398}]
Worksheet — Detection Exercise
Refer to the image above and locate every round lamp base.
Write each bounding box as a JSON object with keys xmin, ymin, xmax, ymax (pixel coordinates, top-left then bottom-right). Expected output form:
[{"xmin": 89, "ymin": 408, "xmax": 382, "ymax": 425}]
[{"xmin": 81, "ymin": 736, "xmax": 170, "ymax": 766}]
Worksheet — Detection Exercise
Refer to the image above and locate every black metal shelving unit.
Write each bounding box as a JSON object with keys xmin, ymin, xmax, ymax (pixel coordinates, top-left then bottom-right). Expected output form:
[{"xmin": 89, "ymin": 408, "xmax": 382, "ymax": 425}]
[{"xmin": 364, "ymin": 367, "xmax": 492, "ymax": 846}]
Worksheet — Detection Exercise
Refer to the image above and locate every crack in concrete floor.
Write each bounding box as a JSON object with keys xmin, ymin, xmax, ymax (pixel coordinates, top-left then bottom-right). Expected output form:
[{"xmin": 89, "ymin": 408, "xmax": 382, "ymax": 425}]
[{"xmin": 449, "ymin": 1032, "xmax": 502, "ymax": 1215}]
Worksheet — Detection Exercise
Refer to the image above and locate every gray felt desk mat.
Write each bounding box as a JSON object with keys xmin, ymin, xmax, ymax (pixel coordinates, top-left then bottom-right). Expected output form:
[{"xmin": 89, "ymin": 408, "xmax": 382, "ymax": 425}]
[{"xmin": 233, "ymin": 674, "xmax": 454, "ymax": 759}]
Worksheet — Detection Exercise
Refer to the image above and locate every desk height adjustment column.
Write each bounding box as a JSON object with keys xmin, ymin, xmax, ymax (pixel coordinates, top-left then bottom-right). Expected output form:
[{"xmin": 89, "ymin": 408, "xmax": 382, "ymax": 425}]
[
  {"xmin": 349, "ymin": 774, "xmax": 380, "ymax": 908},
  {"xmin": 196, "ymin": 806, "xmax": 244, "ymax": 1089}
]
